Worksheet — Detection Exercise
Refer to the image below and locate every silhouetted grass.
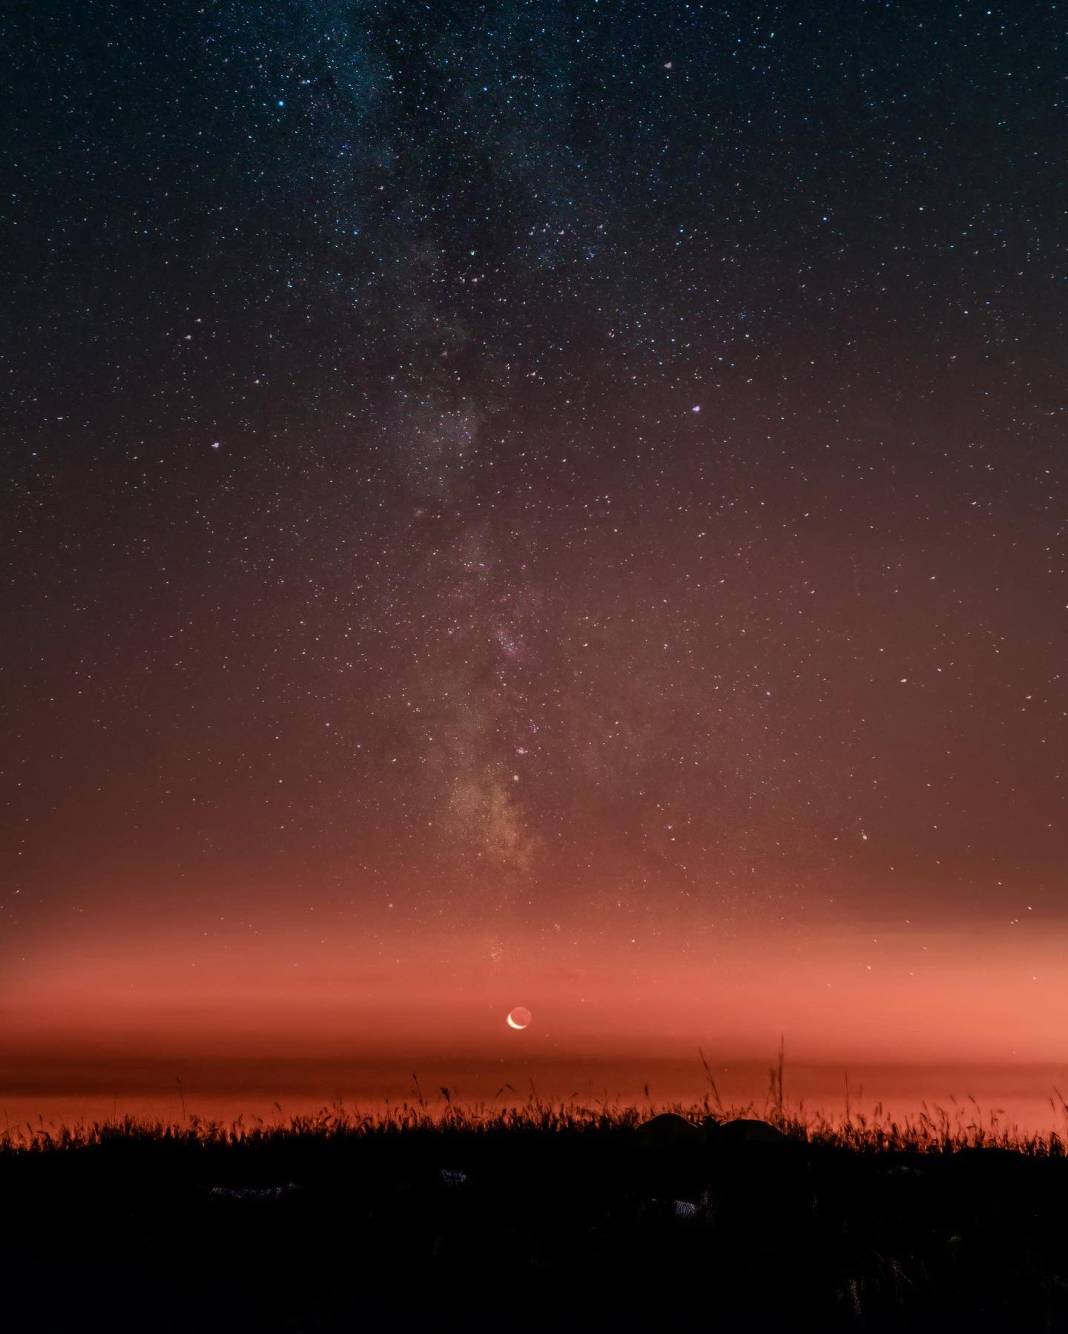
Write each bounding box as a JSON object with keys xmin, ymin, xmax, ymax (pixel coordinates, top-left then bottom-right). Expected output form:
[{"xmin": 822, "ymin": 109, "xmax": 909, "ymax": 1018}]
[
  {"xmin": 6, "ymin": 1084, "xmax": 1068, "ymax": 1331},
  {"xmin": 4, "ymin": 1083, "xmax": 1067, "ymax": 1154}
]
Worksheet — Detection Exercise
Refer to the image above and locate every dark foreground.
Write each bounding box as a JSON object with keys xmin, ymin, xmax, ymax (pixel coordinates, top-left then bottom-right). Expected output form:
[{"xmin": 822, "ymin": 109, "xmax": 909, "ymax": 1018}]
[{"xmin": 4, "ymin": 1105, "xmax": 1068, "ymax": 1332}]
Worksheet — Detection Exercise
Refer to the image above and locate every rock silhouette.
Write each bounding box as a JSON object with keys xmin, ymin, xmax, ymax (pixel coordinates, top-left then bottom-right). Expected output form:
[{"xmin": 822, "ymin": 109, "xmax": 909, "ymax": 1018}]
[
  {"xmin": 635, "ymin": 1114, "xmax": 802, "ymax": 1234},
  {"xmin": 637, "ymin": 1113, "xmax": 787, "ymax": 1146},
  {"xmin": 635, "ymin": 1112, "xmax": 706, "ymax": 1144},
  {"xmin": 709, "ymin": 1117, "xmax": 787, "ymax": 1145}
]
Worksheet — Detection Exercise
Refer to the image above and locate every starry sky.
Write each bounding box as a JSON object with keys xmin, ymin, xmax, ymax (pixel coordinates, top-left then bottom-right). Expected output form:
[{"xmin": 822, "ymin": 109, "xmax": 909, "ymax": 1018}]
[{"xmin": 2, "ymin": 1, "xmax": 1066, "ymax": 1074}]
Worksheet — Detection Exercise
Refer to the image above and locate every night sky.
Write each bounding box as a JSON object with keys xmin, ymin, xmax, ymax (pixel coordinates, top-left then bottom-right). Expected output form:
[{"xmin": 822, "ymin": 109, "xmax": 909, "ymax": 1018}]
[{"xmin": 3, "ymin": 2, "xmax": 1066, "ymax": 1077}]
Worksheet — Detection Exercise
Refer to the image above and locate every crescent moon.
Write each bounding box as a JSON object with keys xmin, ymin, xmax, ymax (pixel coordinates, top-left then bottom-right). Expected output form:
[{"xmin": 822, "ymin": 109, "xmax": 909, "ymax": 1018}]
[
  {"xmin": 506, "ymin": 1013, "xmax": 523, "ymax": 1030},
  {"xmin": 506, "ymin": 1005, "xmax": 532, "ymax": 1030}
]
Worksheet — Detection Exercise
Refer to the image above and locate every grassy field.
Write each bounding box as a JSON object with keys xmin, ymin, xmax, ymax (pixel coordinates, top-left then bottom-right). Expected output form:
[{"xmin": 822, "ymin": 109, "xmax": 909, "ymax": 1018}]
[{"xmin": 5, "ymin": 1087, "xmax": 1068, "ymax": 1331}]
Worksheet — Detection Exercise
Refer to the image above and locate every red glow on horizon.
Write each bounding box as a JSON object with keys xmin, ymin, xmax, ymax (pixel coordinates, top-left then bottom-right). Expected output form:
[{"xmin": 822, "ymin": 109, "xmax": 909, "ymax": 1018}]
[{"xmin": 5, "ymin": 916, "xmax": 1065, "ymax": 1071}]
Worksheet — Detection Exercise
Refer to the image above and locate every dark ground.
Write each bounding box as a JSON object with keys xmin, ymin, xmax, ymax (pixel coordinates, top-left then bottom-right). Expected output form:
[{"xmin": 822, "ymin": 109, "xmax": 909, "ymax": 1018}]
[{"xmin": 4, "ymin": 1118, "xmax": 1068, "ymax": 1331}]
